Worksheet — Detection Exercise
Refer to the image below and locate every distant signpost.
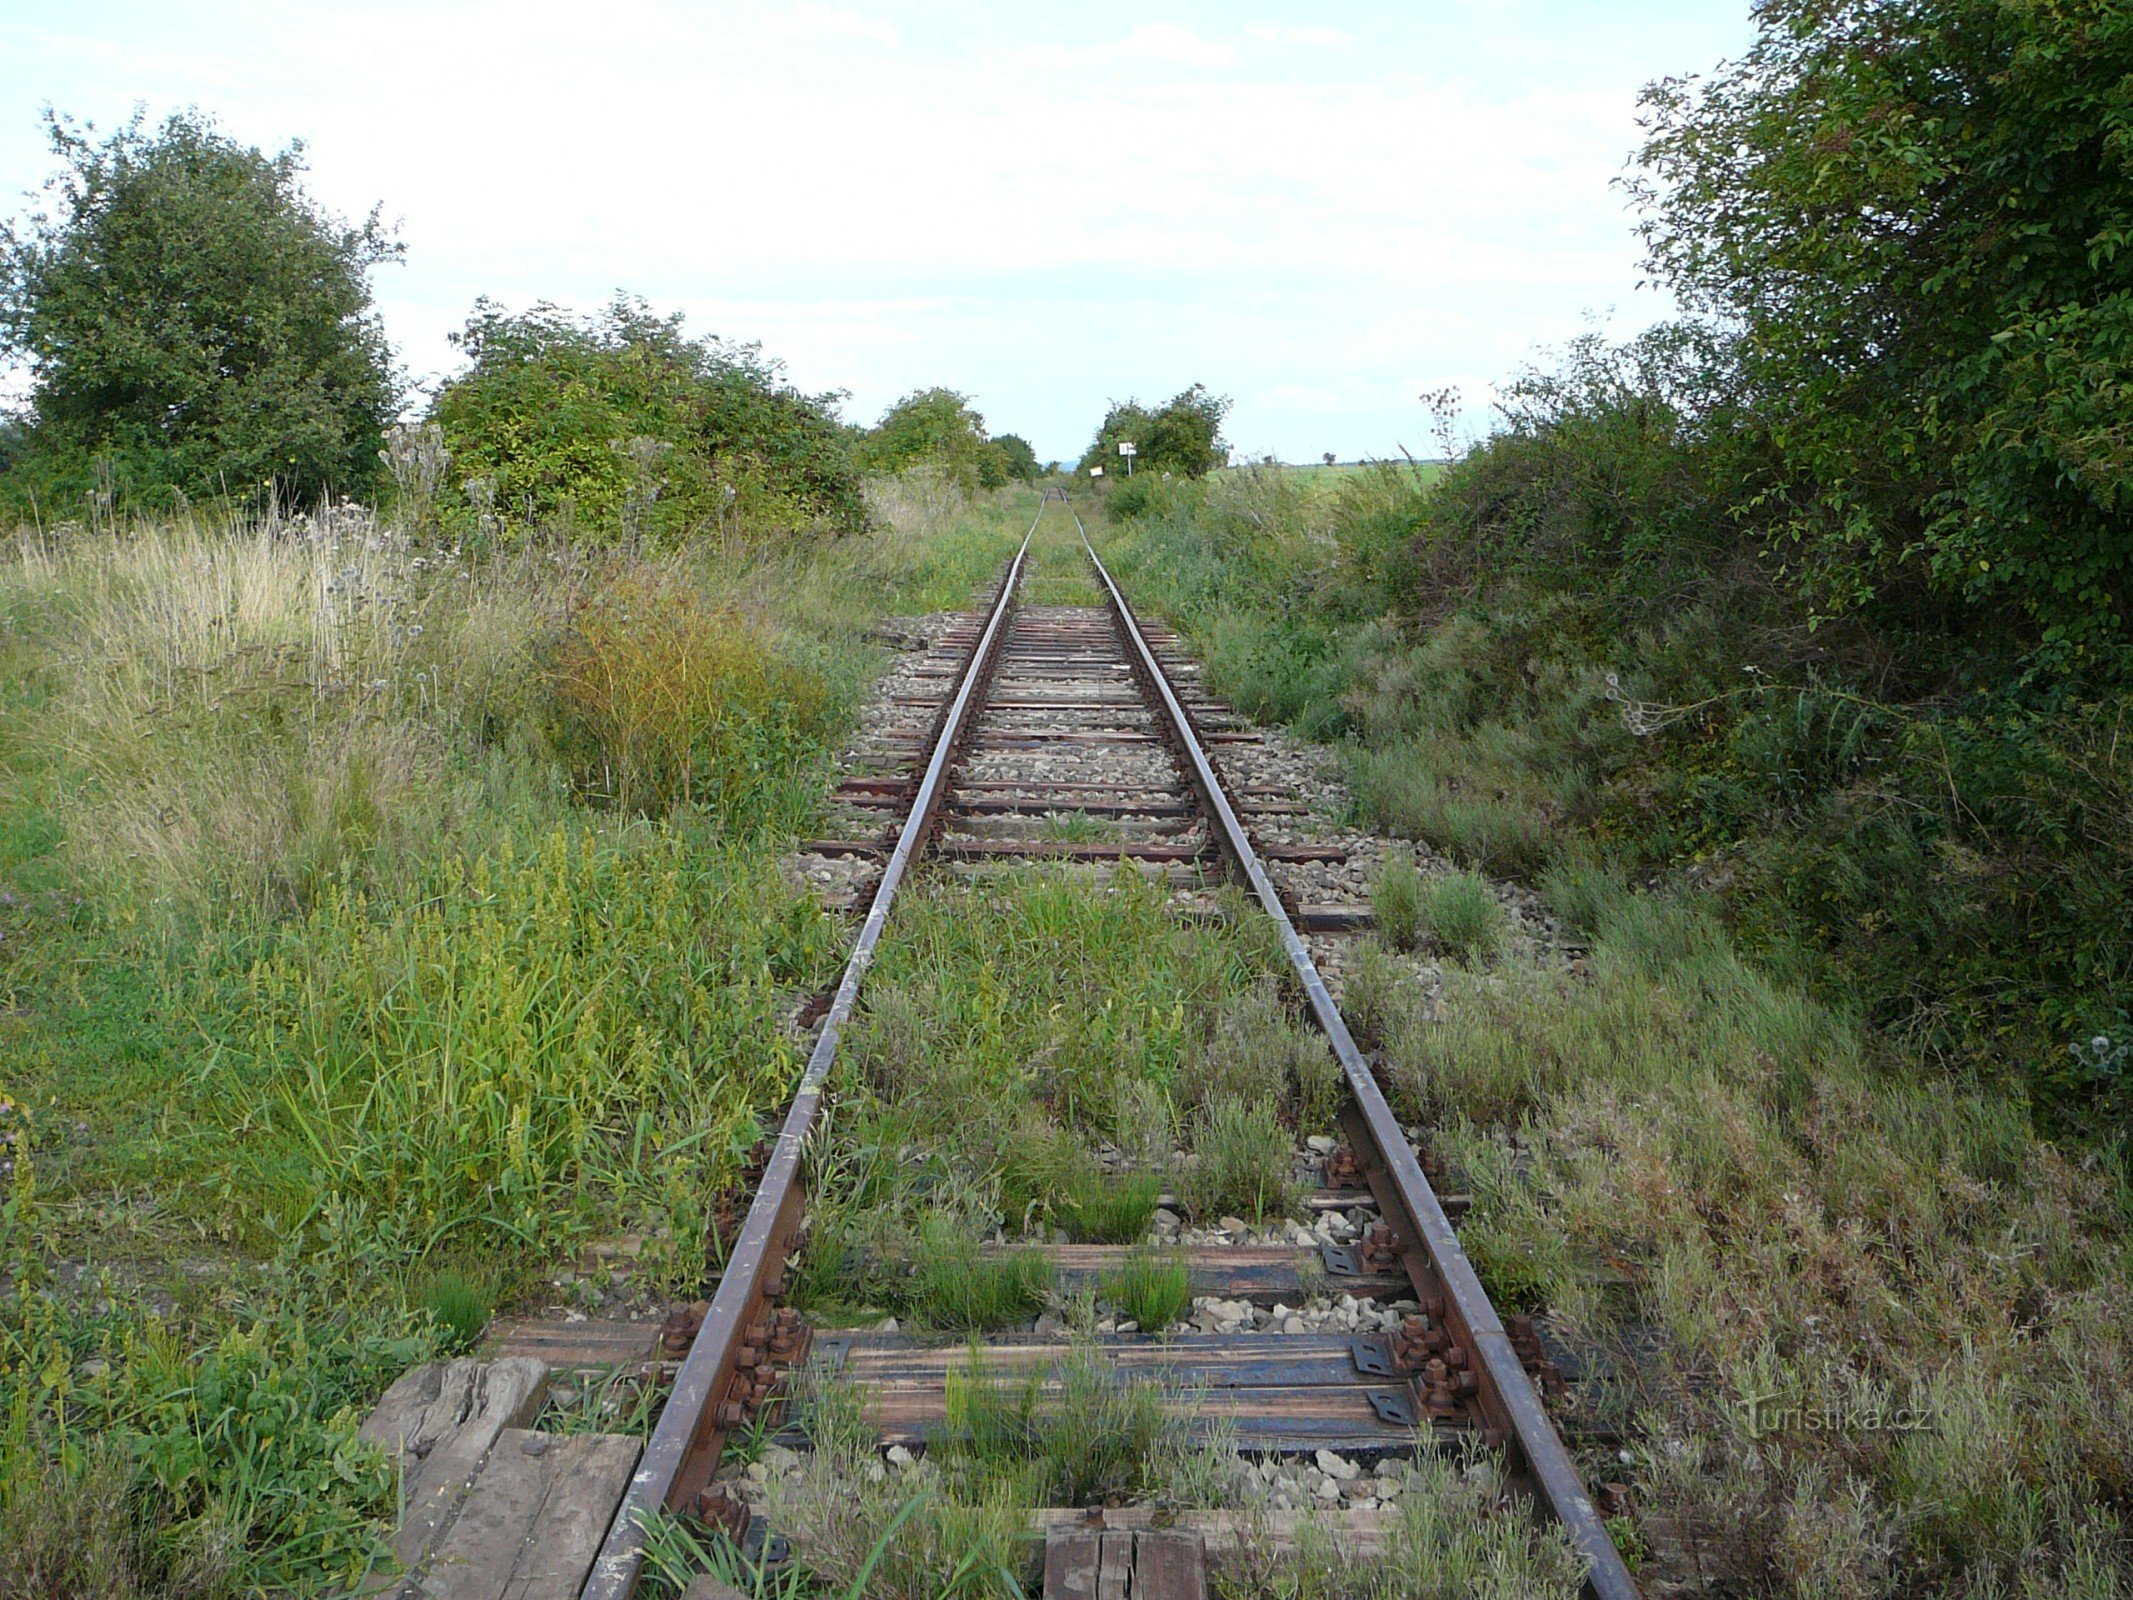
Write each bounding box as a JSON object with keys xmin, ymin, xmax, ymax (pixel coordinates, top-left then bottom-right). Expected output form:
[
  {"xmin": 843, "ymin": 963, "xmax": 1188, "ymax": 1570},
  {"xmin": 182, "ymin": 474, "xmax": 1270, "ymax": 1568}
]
[{"xmin": 1118, "ymin": 441, "xmax": 1137, "ymax": 476}]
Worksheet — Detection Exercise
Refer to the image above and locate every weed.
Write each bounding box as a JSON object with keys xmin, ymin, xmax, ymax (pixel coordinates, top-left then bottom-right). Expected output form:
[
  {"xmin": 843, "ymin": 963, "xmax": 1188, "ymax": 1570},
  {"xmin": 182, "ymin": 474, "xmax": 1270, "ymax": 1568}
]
[
  {"xmin": 1420, "ymin": 870, "xmax": 1506, "ymax": 963},
  {"xmin": 1101, "ymin": 1249, "xmax": 1191, "ymax": 1332},
  {"xmin": 910, "ymin": 1220, "xmax": 1053, "ymax": 1331},
  {"xmin": 942, "ymin": 1347, "xmax": 1174, "ymax": 1505},
  {"xmin": 1178, "ymin": 1095, "xmax": 1297, "ymax": 1222},
  {"xmin": 549, "ymin": 567, "xmax": 834, "ymax": 827},
  {"xmin": 1038, "ymin": 809, "xmax": 1113, "ymax": 844},
  {"xmin": 1373, "ymin": 855, "xmax": 1424, "ymax": 951},
  {"xmin": 411, "ymin": 1266, "xmax": 494, "ymax": 1352},
  {"xmin": 763, "ymin": 1376, "xmax": 1028, "ymax": 1599},
  {"xmin": 538, "ymin": 1364, "xmax": 665, "ymax": 1442},
  {"xmin": 1060, "ymin": 1167, "xmax": 1161, "ymax": 1244}
]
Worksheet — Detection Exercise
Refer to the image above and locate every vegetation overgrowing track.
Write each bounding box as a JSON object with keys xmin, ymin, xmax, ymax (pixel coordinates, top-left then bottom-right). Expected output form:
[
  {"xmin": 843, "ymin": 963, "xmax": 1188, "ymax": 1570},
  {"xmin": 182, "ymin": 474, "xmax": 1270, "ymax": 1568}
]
[{"xmin": 584, "ymin": 493, "xmax": 1638, "ymax": 1600}]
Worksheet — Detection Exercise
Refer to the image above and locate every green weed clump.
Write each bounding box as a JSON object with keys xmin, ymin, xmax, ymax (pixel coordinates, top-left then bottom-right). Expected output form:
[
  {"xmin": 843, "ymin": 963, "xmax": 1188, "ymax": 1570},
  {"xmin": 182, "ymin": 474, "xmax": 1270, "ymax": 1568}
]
[
  {"xmin": 1178, "ymin": 1095, "xmax": 1297, "ymax": 1223},
  {"xmin": 761, "ymin": 1377, "xmax": 1028, "ymax": 1600},
  {"xmin": 1373, "ymin": 856, "xmax": 1424, "ymax": 951},
  {"xmin": 550, "ymin": 568, "xmax": 835, "ymax": 827},
  {"xmin": 412, "ymin": 1267, "xmax": 495, "ymax": 1352},
  {"xmin": 909, "ymin": 1222, "xmax": 1053, "ymax": 1331},
  {"xmin": 1059, "ymin": 1168, "xmax": 1161, "ymax": 1245},
  {"xmin": 1212, "ymin": 1446, "xmax": 1583, "ymax": 1599},
  {"xmin": 942, "ymin": 1349, "xmax": 1177, "ymax": 1507},
  {"xmin": 1101, "ymin": 1250, "xmax": 1192, "ymax": 1332},
  {"xmin": 221, "ymin": 826, "xmax": 830, "ymax": 1274},
  {"xmin": 1420, "ymin": 870, "xmax": 1506, "ymax": 963}
]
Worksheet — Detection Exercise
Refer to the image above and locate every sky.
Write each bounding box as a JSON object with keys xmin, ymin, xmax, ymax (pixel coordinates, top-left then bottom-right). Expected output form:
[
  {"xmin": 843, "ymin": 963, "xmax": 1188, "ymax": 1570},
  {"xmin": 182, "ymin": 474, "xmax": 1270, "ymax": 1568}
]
[{"xmin": 0, "ymin": 2, "xmax": 1757, "ymax": 464}]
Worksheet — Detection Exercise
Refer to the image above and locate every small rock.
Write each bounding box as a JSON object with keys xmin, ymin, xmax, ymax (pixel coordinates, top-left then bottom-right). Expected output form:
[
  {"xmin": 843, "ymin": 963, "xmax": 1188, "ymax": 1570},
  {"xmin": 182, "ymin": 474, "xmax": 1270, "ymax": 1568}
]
[
  {"xmin": 1314, "ymin": 1476, "xmax": 1343, "ymax": 1502},
  {"xmin": 1153, "ymin": 1208, "xmax": 1182, "ymax": 1229},
  {"xmin": 743, "ymin": 1461, "xmax": 768, "ymax": 1483},
  {"xmin": 1034, "ymin": 1311, "xmax": 1067, "ymax": 1337},
  {"xmin": 1306, "ymin": 1135, "xmax": 1337, "ymax": 1154},
  {"xmin": 1340, "ymin": 1479, "xmax": 1379, "ymax": 1501},
  {"xmin": 885, "ymin": 1445, "xmax": 917, "ymax": 1473},
  {"xmin": 878, "ymin": 1316, "xmax": 899, "ymax": 1333},
  {"xmin": 1218, "ymin": 1215, "xmax": 1250, "ymax": 1234},
  {"xmin": 1315, "ymin": 1449, "xmax": 1360, "ymax": 1481}
]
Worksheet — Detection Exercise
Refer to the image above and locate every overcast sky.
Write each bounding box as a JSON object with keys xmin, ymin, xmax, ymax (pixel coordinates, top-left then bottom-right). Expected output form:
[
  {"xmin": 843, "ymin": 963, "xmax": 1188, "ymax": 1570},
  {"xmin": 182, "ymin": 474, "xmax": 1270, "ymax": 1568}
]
[{"xmin": 2, "ymin": 2, "xmax": 1755, "ymax": 463}]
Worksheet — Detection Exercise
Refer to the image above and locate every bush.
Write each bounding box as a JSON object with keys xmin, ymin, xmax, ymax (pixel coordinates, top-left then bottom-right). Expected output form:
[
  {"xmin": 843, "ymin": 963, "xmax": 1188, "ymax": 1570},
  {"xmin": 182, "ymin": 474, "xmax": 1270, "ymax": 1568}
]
[
  {"xmin": 855, "ymin": 388, "xmax": 1018, "ymax": 496},
  {"xmin": 0, "ymin": 108, "xmax": 398, "ymax": 514},
  {"xmin": 548, "ymin": 569, "xmax": 834, "ymax": 826},
  {"xmin": 428, "ymin": 296, "xmax": 867, "ymax": 545},
  {"xmin": 1079, "ymin": 385, "xmax": 1230, "ymax": 480}
]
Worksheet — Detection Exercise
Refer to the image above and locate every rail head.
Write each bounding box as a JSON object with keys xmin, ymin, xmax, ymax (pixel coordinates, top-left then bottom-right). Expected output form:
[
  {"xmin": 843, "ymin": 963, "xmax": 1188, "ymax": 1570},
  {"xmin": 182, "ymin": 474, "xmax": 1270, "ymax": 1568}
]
[
  {"xmin": 1068, "ymin": 513, "xmax": 1640, "ymax": 1600},
  {"xmin": 579, "ymin": 514, "xmax": 1040, "ymax": 1600}
]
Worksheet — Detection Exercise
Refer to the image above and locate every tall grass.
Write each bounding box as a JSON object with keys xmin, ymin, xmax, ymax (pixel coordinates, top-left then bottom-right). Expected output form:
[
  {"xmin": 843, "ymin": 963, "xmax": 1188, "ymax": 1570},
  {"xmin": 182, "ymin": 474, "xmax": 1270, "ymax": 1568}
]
[
  {"xmin": 220, "ymin": 827, "xmax": 833, "ymax": 1277},
  {"xmin": 550, "ymin": 568, "xmax": 833, "ymax": 826}
]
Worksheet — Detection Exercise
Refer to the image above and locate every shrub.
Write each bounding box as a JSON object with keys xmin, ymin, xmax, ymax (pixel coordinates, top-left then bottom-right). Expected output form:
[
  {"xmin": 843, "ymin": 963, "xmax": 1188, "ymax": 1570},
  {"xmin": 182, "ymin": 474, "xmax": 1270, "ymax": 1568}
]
[
  {"xmin": 1079, "ymin": 385, "xmax": 1230, "ymax": 480},
  {"xmin": 1421, "ymin": 871, "xmax": 1506, "ymax": 963},
  {"xmin": 428, "ymin": 296, "xmax": 867, "ymax": 545},
  {"xmin": 855, "ymin": 388, "xmax": 1016, "ymax": 496},
  {"xmin": 548, "ymin": 569, "xmax": 834, "ymax": 826},
  {"xmin": 0, "ymin": 108, "xmax": 398, "ymax": 513}
]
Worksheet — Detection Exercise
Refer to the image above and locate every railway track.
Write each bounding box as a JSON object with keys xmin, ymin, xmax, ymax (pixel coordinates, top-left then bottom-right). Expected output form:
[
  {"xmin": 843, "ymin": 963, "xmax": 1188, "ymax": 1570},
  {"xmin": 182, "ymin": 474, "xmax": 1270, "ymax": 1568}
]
[{"xmin": 581, "ymin": 495, "xmax": 1639, "ymax": 1600}]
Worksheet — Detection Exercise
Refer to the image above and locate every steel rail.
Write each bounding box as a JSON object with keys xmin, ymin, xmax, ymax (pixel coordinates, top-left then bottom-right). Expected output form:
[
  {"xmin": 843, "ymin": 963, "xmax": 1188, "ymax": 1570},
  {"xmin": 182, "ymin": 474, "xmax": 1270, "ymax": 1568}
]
[
  {"xmin": 580, "ymin": 511, "xmax": 1042, "ymax": 1600},
  {"xmin": 1070, "ymin": 509, "xmax": 1640, "ymax": 1600}
]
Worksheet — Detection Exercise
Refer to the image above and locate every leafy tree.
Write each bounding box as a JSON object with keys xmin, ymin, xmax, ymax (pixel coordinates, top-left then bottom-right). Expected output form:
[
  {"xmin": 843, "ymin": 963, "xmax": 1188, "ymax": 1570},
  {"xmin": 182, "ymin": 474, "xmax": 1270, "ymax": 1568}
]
[
  {"xmin": 1632, "ymin": 0, "xmax": 2133, "ymax": 669},
  {"xmin": 855, "ymin": 386, "xmax": 1014, "ymax": 494},
  {"xmin": 1080, "ymin": 385, "xmax": 1230, "ymax": 479},
  {"xmin": 0, "ymin": 108, "xmax": 399, "ymax": 513},
  {"xmin": 428, "ymin": 296, "xmax": 866, "ymax": 544},
  {"xmin": 993, "ymin": 432, "xmax": 1041, "ymax": 483}
]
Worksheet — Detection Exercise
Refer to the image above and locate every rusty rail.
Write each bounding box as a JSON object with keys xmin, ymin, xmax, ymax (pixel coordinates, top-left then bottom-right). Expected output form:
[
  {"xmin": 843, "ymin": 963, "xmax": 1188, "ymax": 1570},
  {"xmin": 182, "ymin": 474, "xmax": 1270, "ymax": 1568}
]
[
  {"xmin": 1071, "ymin": 511, "xmax": 1640, "ymax": 1600},
  {"xmin": 579, "ymin": 514, "xmax": 1040, "ymax": 1600}
]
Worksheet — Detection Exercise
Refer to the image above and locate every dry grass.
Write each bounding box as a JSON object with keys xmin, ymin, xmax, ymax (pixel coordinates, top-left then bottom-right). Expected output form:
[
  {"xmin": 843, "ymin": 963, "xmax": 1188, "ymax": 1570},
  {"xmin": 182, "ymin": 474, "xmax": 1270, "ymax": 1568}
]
[{"xmin": 1373, "ymin": 887, "xmax": 2133, "ymax": 1594}]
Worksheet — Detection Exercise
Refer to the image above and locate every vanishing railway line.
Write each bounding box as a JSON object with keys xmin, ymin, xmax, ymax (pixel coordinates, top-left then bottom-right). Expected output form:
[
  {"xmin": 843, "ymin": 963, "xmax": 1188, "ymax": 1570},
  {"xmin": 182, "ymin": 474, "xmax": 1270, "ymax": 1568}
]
[{"xmin": 581, "ymin": 495, "xmax": 1639, "ymax": 1600}]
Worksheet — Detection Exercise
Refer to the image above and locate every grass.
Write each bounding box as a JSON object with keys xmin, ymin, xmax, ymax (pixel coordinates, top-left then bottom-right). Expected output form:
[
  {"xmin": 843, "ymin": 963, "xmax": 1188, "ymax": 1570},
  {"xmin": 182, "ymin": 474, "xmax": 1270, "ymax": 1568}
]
[
  {"xmin": 1095, "ymin": 476, "xmax": 2133, "ymax": 1596},
  {"xmin": 1177, "ymin": 1095, "xmax": 1298, "ymax": 1222},
  {"xmin": 1211, "ymin": 1446, "xmax": 1583, "ymax": 1600},
  {"xmin": 1372, "ymin": 856, "xmax": 1423, "ymax": 950},
  {"xmin": 1418, "ymin": 869, "xmax": 1505, "ymax": 962},
  {"xmin": 909, "ymin": 1225, "xmax": 1053, "ymax": 1331},
  {"xmin": 411, "ymin": 1267, "xmax": 495, "ymax": 1352},
  {"xmin": 0, "ymin": 483, "xmax": 1049, "ymax": 1591},
  {"xmin": 1100, "ymin": 1249, "xmax": 1192, "ymax": 1332},
  {"xmin": 1058, "ymin": 1167, "xmax": 1161, "ymax": 1244}
]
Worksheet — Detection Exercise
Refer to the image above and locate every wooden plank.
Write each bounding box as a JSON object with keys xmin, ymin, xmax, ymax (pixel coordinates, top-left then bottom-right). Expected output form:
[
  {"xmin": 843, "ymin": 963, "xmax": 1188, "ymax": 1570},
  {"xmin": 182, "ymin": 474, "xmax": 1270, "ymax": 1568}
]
[
  {"xmin": 1028, "ymin": 1508, "xmax": 1393, "ymax": 1565},
  {"xmin": 482, "ymin": 1319, "xmax": 659, "ymax": 1370},
  {"xmin": 422, "ymin": 1430, "xmax": 639, "ymax": 1600},
  {"xmin": 1044, "ymin": 1528, "xmax": 1102, "ymax": 1600},
  {"xmin": 826, "ymin": 1331, "xmax": 1373, "ymax": 1389},
  {"xmin": 1014, "ymin": 1243, "xmax": 1407, "ymax": 1303},
  {"xmin": 1132, "ymin": 1529, "xmax": 1208, "ymax": 1600},
  {"xmin": 360, "ymin": 1358, "xmax": 549, "ymax": 1572},
  {"xmin": 1097, "ymin": 1531, "xmax": 1134, "ymax": 1600}
]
